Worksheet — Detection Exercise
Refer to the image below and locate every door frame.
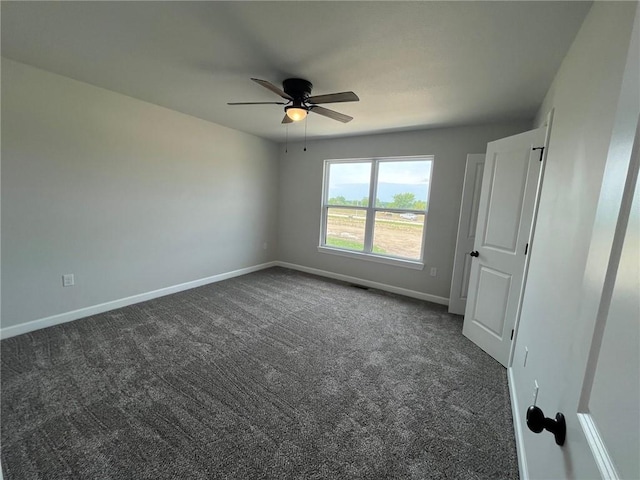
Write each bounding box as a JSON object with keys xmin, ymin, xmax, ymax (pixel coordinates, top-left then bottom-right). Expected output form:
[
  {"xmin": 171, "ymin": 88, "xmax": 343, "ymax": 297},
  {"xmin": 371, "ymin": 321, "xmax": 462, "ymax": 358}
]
[{"xmin": 507, "ymin": 109, "xmax": 555, "ymax": 367}]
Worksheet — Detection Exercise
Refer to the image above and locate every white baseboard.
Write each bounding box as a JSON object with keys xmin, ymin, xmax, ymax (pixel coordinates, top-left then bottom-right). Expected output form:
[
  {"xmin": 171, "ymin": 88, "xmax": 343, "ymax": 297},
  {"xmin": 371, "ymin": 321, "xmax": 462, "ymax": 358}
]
[
  {"xmin": 276, "ymin": 261, "xmax": 449, "ymax": 306},
  {"xmin": 508, "ymin": 366, "xmax": 529, "ymax": 480},
  {"xmin": 0, "ymin": 262, "xmax": 278, "ymax": 340},
  {"xmin": 1, "ymin": 261, "xmax": 450, "ymax": 340}
]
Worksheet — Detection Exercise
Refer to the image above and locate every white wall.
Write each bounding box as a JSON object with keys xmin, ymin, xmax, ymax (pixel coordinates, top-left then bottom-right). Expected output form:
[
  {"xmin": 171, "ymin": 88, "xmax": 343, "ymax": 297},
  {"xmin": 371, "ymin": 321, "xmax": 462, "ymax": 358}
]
[
  {"xmin": 510, "ymin": 2, "xmax": 637, "ymax": 479},
  {"xmin": 276, "ymin": 122, "xmax": 531, "ymax": 300},
  {"xmin": 1, "ymin": 58, "xmax": 280, "ymax": 330}
]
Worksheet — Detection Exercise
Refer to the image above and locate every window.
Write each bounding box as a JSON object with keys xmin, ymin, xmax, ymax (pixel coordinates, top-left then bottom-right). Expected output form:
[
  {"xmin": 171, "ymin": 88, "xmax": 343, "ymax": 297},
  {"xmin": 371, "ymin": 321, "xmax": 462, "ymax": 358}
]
[{"xmin": 319, "ymin": 156, "xmax": 433, "ymax": 268}]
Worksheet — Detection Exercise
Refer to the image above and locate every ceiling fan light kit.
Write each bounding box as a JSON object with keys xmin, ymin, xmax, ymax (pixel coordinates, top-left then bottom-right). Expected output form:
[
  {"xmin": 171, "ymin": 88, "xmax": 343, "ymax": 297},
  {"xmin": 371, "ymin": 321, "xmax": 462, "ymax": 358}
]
[
  {"xmin": 285, "ymin": 106, "xmax": 308, "ymax": 122},
  {"xmin": 228, "ymin": 77, "xmax": 359, "ymax": 125}
]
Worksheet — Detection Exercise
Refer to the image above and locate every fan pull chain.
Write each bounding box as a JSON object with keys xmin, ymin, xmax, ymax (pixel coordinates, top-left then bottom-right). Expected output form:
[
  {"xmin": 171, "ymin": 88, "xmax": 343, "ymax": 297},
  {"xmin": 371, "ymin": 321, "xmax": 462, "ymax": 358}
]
[
  {"xmin": 285, "ymin": 124, "xmax": 288, "ymax": 153},
  {"xmin": 304, "ymin": 115, "xmax": 308, "ymax": 152}
]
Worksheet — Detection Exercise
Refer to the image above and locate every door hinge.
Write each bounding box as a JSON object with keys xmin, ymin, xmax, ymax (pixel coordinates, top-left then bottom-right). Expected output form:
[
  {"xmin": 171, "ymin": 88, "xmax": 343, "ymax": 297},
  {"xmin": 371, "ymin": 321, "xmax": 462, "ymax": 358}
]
[
  {"xmin": 511, "ymin": 329, "xmax": 514, "ymax": 340},
  {"xmin": 532, "ymin": 146, "xmax": 545, "ymax": 162},
  {"xmin": 524, "ymin": 243, "xmax": 529, "ymax": 255}
]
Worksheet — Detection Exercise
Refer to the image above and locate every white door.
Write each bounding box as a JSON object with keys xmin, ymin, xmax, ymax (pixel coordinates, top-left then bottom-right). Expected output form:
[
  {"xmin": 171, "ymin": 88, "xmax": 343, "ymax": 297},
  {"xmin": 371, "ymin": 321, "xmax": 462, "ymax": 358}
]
[
  {"xmin": 511, "ymin": 7, "xmax": 638, "ymax": 478},
  {"xmin": 573, "ymin": 27, "xmax": 639, "ymax": 474},
  {"xmin": 449, "ymin": 154, "xmax": 485, "ymax": 315},
  {"xmin": 577, "ymin": 134, "xmax": 639, "ymax": 479},
  {"xmin": 462, "ymin": 127, "xmax": 546, "ymax": 367}
]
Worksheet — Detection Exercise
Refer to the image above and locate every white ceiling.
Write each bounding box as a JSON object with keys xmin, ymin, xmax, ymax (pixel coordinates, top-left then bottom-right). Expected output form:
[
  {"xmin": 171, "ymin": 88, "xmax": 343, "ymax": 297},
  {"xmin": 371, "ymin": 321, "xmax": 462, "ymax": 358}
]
[{"xmin": 1, "ymin": 1, "xmax": 591, "ymax": 142}]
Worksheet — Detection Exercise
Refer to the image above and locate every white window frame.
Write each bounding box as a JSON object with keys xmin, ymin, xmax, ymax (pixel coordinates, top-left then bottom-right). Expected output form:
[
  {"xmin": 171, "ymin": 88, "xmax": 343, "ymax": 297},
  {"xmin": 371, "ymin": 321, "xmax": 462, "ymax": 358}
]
[{"xmin": 318, "ymin": 155, "xmax": 433, "ymax": 269}]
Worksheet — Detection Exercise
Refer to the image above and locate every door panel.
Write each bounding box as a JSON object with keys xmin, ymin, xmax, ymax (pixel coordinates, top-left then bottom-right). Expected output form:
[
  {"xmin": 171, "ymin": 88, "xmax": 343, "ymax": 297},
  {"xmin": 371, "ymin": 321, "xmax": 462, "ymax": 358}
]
[
  {"xmin": 449, "ymin": 154, "xmax": 485, "ymax": 315},
  {"xmin": 472, "ymin": 266, "xmax": 511, "ymax": 337},
  {"xmin": 463, "ymin": 128, "xmax": 546, "ymax": 366},
  {"xmin": 467, "ymin": 161, "xmax": 484, "ymax": 237},
  {"xmin": 460, "ymin": 255, "xmax": 473, "ymax": 301},
  {"xmin": 484, "ymin": 148, "xmax": 530, "ymax": 252}
]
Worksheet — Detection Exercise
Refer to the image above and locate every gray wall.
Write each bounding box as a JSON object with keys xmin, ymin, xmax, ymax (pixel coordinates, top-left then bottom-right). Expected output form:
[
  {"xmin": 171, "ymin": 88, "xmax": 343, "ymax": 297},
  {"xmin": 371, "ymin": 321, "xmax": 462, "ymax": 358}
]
[
  {"xmin": 1, "ymin": 57, "xmax": 531, "ymax": 332},
  {"xmin": 1, "ymin": 58, "xmax": 280, "ymax": 328},
  {"xmin": 277, "ymin": 122, "xmax": 531, "ymax": 299}
]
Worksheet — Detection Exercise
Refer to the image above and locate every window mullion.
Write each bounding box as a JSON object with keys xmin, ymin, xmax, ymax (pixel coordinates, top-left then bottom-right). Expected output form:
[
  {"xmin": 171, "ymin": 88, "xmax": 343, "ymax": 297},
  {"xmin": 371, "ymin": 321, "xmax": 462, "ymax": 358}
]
[
  {"xmin": 319, "ymin": 161, "xmax": 331, "ymax": 247},
  {"xmin": 320, "ymin": 206, "xmax": 328, "ymax": 245},
  {"xmin": 363, "ymin": 160, "xmax": 378, "ymax": 252}
]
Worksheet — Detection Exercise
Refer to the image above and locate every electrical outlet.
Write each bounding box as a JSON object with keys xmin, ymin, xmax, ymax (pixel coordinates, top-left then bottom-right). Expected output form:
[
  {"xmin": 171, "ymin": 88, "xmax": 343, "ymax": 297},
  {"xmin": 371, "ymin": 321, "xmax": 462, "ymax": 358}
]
[
  {"xmin": 533, "ymin": 380, "xmax": 539, "ymax": 405},
  {"xmin": 430, "ymin": 267, "xmax": 437, "ymax": 277},
  {"xmin": 62, "ymin": 274, "xmax": 75, "ymax": 287}
]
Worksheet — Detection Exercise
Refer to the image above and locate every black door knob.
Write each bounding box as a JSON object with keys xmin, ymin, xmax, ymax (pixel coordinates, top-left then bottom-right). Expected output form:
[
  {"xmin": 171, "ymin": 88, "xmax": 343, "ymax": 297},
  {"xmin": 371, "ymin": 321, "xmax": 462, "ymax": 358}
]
[
  {"xmin": 469, "ymin": 251, "xmax": 479, "ymax": 257},
  {"xmin": 526, "ymin": 405, "xmax": 566, "ymax": 446}
]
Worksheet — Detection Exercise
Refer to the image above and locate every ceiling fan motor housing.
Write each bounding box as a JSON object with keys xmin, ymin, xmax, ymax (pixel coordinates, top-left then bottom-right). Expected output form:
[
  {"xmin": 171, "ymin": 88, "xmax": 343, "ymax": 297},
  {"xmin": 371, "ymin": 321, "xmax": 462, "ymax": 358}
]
[{"xmin": 283, "ymin": 78, "xmax": 313, "ymax": 102}]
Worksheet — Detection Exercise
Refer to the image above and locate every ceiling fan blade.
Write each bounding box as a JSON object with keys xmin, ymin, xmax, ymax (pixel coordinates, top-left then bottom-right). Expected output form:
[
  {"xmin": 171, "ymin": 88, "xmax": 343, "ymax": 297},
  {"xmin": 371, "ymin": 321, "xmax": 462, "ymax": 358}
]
[
  {"xmin": 251, "ymin": 78, "xmax": 293, "ymax": 101},
  {"xmin": 307, "ymin": 91, "xmax": 359, "ymax": 104},
  {"xmin": 227, "ymin": 102, "xmax": 287, "ymax": 105},
  {"xmin": 282, "ymin": 115, "xmax": 294, "ymax": 124},
  {"xmin": 309, "ymin": 105, "xmax": 353, "ymax": 123}
]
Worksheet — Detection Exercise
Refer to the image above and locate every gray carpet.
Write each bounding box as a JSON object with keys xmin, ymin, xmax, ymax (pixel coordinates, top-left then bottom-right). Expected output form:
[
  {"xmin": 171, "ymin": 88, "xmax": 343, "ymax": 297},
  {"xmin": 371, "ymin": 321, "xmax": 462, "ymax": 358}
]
[{"xmin": 1, "ymin": 267, "xmax": 519, "ymax": 479}]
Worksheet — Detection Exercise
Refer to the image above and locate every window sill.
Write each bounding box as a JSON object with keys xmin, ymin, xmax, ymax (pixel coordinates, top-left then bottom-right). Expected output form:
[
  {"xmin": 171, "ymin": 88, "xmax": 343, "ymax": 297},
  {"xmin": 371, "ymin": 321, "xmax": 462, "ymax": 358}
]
[{"xmin": 317, "ymin": 246, "xmax": 425, "ymax": 270}]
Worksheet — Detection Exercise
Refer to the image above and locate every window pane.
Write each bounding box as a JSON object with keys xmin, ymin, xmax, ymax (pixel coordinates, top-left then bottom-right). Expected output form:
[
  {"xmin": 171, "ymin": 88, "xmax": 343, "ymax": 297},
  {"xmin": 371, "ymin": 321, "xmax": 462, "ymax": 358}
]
[
  {"xmin": 327, "ymin": 162, "xmax": 371, "ymax": 206},
  {"xmin": 372, "ymin": 212, "xmax": 425, "ymax": 259},
  {"xmin": 376, "ymin": 160, "xmax": 431, "ymax": 209},
  {"xmin": 325, "ymin": 207, "xmax": 367, "ymax": 251}
]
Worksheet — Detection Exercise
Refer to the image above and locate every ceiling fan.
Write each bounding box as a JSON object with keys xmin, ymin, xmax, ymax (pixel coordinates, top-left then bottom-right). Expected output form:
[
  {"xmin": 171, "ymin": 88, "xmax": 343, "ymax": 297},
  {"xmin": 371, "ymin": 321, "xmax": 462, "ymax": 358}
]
[{"xmin": 228, "ymin": 78, "xmax": 359, "ymax": 124}]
